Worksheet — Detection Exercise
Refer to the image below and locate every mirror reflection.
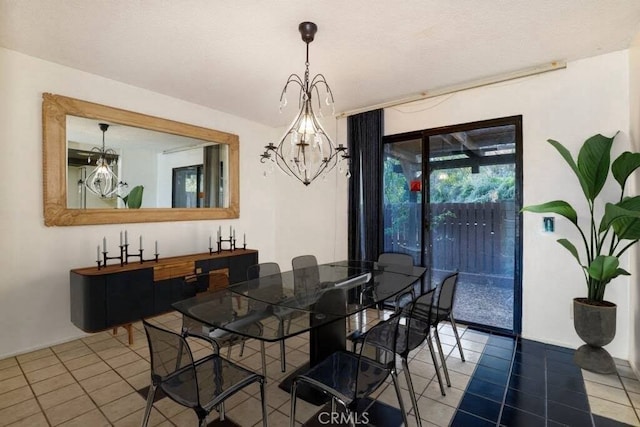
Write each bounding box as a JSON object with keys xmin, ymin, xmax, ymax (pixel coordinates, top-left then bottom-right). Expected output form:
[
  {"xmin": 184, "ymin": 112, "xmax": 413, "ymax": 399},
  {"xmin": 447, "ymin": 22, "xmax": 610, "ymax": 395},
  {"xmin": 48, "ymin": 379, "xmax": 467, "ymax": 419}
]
[
  {"xmin": 43, "ymin": 93, "xmax": 239, "ymax": 226},
  {"xmin": 66, "ymin": 116, "xmax": 229, "ymax": 209}
]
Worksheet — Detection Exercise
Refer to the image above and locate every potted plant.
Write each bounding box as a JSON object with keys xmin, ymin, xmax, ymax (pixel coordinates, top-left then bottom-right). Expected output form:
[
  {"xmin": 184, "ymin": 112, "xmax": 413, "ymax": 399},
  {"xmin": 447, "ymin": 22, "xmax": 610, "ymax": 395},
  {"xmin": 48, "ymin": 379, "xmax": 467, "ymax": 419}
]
[
  {"xmin": 120, "ymin": 185, "xmax": 144, "ymax": 209},
  {"xmin": 523, "ymin": 132, "xmax": 640, "ymax": 373}
]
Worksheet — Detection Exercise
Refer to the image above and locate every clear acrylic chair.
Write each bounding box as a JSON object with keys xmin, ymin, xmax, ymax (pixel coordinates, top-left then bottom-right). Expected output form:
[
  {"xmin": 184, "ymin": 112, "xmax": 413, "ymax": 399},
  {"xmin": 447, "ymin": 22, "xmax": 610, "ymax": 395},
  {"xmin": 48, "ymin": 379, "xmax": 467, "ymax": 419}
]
[
  {"xmin": 246, "ymin": 262, "xmax": 288, "ymax": 372},
  {"xmin": 141, "ymin": 320, "xmax": 268, "ymax": 427},
  {"xmin": 181, "ymin": 291, "xmax": 268, "ymax": 378},
  {"xmin": 431, "ymin": 271, "xmax": 465, "ymax": 362},
  {"xmin": 375, "ymin": 252, "xmax": 416, "ymax": 314},
  {"xmin": 349, "ymin": 288, "xmax": 444, "ymax": 426},
  {"xmin": 289, "ymin": 312, "xmax": 410, "ymax": 427}
]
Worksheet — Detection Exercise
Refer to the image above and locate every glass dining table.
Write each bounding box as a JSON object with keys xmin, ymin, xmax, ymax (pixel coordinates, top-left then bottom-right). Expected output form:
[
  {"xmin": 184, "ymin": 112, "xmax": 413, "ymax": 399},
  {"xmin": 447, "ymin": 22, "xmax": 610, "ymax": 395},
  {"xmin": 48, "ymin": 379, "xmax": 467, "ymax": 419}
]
[{"xmin": 172, "ymin": 260, "xmax": 427, "ymax": 402}]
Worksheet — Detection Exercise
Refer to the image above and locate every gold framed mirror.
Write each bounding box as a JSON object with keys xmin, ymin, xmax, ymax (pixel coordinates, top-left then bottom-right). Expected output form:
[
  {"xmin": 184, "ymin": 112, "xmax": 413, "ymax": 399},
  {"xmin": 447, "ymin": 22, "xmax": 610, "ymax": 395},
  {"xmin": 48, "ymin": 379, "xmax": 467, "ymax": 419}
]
[{"xmin": 43, "ymin": 93, "xmax": 239, "ymax": 226}]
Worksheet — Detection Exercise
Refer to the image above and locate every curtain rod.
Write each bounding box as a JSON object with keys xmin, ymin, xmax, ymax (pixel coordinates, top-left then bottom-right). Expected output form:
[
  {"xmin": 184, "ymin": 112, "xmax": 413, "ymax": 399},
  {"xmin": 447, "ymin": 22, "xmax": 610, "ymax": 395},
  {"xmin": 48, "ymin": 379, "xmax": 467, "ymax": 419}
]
[{"xmin": 337, "ymin": 60, "xmax": 566, "ymax": 118}]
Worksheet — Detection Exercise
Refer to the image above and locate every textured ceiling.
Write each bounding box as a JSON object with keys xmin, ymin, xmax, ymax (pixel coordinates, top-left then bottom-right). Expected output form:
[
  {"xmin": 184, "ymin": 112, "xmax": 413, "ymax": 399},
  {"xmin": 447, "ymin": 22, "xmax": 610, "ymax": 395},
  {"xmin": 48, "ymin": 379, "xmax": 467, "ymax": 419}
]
[{"xmin": 2, "ymin": 1, "xmax": 640, "ymax": 127}]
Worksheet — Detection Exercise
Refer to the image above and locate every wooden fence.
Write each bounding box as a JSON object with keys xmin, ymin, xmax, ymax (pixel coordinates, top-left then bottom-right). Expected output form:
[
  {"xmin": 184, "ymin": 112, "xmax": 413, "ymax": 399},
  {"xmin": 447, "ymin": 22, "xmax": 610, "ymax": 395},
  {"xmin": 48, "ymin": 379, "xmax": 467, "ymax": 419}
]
[{"xmin": 384, "ymin": 201, "xmax": 515, "ymax": 277}]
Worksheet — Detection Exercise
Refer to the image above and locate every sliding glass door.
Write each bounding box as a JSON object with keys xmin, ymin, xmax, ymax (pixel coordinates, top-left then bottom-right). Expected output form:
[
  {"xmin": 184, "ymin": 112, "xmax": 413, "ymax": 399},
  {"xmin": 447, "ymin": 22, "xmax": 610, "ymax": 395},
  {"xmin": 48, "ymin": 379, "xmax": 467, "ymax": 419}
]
[{"xmin": 382, "ymin": 116, "xmax": 522, "ymax": 334}]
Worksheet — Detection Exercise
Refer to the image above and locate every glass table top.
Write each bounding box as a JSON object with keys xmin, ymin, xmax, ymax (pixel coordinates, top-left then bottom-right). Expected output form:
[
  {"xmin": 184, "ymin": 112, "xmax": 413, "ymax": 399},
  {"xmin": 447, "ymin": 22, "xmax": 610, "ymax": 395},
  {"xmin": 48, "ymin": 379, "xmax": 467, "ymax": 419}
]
[{"xmin": 172, "ymin": 260, "xmax": 426, "ymax": 342}]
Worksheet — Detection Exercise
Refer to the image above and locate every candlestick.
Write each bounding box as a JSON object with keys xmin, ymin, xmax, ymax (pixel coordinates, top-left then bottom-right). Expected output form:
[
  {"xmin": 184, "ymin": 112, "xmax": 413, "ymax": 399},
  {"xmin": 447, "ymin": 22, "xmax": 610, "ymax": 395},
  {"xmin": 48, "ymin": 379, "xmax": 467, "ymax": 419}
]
[
  {"xmin": 139, "ymin": 235, "xmax": 143, "ymax": 250},
  {"xmin": 103, "ymin": 237, "xmax": 107, "ymax": 252}
]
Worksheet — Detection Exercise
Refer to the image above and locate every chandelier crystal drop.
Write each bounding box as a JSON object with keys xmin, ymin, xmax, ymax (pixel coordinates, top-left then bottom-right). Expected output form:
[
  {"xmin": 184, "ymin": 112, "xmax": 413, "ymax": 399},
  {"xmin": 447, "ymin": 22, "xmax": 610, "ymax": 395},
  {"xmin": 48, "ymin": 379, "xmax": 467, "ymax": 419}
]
[
  {"xmin": 79, "ymin": 123, "xmax": 127, "ymax": 198},
  {"xmin": 260, "ymin": 22, "xmax": 349, "ymax": 186}
]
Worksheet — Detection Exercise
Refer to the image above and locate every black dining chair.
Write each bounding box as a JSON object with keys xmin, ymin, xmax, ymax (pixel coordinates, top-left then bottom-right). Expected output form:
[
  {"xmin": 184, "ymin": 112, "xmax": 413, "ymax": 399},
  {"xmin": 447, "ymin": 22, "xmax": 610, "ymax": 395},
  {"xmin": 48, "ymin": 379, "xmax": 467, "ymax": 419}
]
[
  {"xmin": 289, "ymin": 312, "xmax": 410, "ymax": 427},
  {"xmin": 247, "ymin": 262, "xmax": 288, "ymax": 373},
  {"xmin": 141, "ymin": 320, "xmax": 268, "ymax": 427},
  {"xmin": 349, "ymin": 288, "xmax": 444, "ymax": 426}
]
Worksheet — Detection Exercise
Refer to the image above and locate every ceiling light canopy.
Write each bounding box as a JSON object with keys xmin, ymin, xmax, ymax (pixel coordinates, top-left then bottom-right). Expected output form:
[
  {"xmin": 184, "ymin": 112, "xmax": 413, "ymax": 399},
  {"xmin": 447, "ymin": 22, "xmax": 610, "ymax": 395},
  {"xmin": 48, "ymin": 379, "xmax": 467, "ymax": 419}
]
[{"xmin": 260, "ymin": 22, "xmax": 349, "ymax": 186}]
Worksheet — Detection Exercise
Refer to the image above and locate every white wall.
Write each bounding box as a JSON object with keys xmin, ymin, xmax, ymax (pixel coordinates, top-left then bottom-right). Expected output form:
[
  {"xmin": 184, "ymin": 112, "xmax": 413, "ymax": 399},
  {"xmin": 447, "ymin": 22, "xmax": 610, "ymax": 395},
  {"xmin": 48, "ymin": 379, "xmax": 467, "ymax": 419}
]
[
  {"xmin": 385, "ymin": 51, "xmax": 632, "ymax": 358},
  {"xmin": 0, "ymin": 46, "xmax": 346, "ymax": 358},
  {"xmin": 628, "ymin": 36, "xmax": 640, "ymax": 376}
]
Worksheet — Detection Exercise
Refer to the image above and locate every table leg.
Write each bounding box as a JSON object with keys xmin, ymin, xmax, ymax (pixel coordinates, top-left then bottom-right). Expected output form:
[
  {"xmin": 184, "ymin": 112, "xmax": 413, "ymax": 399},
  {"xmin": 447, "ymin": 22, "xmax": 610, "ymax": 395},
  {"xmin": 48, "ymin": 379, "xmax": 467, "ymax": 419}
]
[{"xmin": 279, "ymin": 289, "xmax": 347, "ymax": 405}]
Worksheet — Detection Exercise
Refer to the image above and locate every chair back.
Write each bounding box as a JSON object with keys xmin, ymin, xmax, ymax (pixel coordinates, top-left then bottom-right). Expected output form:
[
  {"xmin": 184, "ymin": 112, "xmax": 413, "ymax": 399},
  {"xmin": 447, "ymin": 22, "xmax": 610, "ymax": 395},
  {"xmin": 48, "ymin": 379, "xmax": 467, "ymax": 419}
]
[
  {"xmin": 401, "ymin": 288, "xmax": 436, "ymax": 352},
  {"xmin": 143, "ymin": 320, "xmax": 199, "ymax": 407},
  {"xmin": 292, "ymin": 255, "xmax": 320, "ymax": 291},
  {"xmin": 247, "ymin": 262, "xmax": 283, "ymax": 311},
  {"xmin": 436, "ymin": 271, "xmax": 459, "ymax": 315},
  {"xmin": 352, "ymin": 314, "xmax": 401, "ymax": 399},
  {"xmin": 377, "ymin": 252, "xmax": 414, "ymax": 266},
  {"xmin": 247, "ymin": 262, "xmax": 281, "ymax": 281}
]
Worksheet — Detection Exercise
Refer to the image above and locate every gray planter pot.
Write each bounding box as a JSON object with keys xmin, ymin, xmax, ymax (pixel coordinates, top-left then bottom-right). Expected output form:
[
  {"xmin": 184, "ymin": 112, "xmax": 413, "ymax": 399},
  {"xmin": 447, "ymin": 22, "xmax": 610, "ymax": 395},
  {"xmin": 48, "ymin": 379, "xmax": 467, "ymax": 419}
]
[{"xmin": 573, "ymin": 298, "xmax": 617, "ymax": 374}]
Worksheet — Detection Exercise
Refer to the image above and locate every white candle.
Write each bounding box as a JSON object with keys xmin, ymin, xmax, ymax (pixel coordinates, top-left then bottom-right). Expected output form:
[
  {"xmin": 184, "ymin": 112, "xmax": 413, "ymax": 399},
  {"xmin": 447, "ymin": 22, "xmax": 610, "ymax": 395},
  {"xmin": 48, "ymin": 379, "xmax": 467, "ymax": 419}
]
[
  {"xmin": 209, "ymin": 235, "xmax": 212, "ymax": 248},
  {"xmin": 103, "ymin": 237, "xmax": 107, "ymax": 252},
  {"xmin": 218, "ymin": 226, "xmax": 221, "ymax": 237},
  {"xmin": 243, "ymin": 233, "xmax": 246, "ymax": 245},
  {"xmin": 155, "ymin": 240, "xmax": 158, "ymax": 254},
  {"xmin": 97, "ymin": 245, "xmax": 100, "ymax": 261},
  {"xmin": 120, "ymin": 231, "xmax": 123, "ymax": 246},
  {"xmin": 217, "ymin": 229, "xmax": 221, "ymax": 240},
  {"xmin": 125, "ymin": 230, "xmax": 128, "ymax": 245},
  {"xmin": 229, "ymin": 226, "xmax": 232, "ymax": 236},
  {"xmin": 139, "ymin": 235, "xmax": 143, "ymax": 250},
  {"xmin": 232, "ymin": 228, "xmax": 236, "ymax": 239}
]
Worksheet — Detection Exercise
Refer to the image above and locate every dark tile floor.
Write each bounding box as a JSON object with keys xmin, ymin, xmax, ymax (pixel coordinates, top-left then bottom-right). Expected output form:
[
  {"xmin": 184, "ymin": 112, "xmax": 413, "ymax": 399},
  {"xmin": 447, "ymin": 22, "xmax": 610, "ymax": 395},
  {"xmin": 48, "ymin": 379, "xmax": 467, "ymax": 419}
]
[{"xmin": 450, "ymin": 333, "xmax": 640, "ymax": 427}]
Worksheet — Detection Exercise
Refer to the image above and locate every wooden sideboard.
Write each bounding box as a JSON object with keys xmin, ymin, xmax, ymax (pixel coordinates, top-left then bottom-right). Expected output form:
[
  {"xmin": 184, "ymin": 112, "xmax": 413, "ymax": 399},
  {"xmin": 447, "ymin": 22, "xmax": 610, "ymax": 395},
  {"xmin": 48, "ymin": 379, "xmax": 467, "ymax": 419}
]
[{"xmin": 70, "ymin": 249, "xmax": 258, "ymax": 342}]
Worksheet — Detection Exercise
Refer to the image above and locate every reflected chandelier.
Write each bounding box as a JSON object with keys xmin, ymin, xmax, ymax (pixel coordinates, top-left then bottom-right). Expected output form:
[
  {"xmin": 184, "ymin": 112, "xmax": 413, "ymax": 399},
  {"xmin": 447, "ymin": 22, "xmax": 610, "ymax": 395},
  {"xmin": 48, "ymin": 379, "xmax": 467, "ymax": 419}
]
[
  {"xmin": 260, "ymin": 22, "xmax": 349, "ymax": 186},
  {"xmin": 79, "ymin": 123, "xmax": 127, "ymax": 198}
]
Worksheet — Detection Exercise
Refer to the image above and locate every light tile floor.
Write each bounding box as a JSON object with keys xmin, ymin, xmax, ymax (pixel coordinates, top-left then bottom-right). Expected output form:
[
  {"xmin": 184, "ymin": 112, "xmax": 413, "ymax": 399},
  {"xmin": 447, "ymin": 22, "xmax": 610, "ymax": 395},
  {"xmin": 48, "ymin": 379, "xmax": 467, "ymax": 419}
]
[{"xmin": 0, "ymin": 310, "xmax": 638, "ymax": 426}]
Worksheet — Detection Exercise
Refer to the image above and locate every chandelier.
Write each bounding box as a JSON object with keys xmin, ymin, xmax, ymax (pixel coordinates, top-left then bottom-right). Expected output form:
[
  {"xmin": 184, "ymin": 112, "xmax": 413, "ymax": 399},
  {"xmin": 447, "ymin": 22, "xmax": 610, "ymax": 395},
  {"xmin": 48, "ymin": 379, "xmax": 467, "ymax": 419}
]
[
  {"xmin": 260, "ymin": 22, "xmax": 350, "ymax": 186},
  {"xmin": 79, "ymin": 123, "xmax": 127, "ymax": 198}
]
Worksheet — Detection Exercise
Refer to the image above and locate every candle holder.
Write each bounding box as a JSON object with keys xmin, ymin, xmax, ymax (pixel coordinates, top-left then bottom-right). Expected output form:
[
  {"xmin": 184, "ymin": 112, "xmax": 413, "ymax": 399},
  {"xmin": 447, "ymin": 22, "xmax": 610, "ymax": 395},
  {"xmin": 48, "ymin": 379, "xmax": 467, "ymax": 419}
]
[
  {"xmin": 208, "ymin": 241, "xmax": 220, "ymax": 256},
  {"xmin": 217, "ymin": 235, "xmax": 237, "ymax": 253},
  {"xmin": 97, "ymin": 243, "xmax": 159, "ymax": 269},
  {"xmin": 124, "ymin": 244, "xmax": 159, "ymax": 264}
]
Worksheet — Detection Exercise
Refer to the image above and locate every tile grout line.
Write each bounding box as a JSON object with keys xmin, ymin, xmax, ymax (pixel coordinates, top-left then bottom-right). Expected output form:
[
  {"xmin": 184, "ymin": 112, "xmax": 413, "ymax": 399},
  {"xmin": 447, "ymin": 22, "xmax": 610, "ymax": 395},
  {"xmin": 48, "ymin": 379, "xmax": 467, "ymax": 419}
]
[
  {"xmin": 493, "ymin": 334, "xmax": 517, "ymax": 427},
  {"xmin": 52, "ymin": 340, "xmax": 115, "ymax": 427},
  {"xmin": 14, "ymin": 351, "xmax": 53, "ymax": 427},
  {"xmin": 616, "ymin": 370, "xmax": 640, "ymax": 424}
]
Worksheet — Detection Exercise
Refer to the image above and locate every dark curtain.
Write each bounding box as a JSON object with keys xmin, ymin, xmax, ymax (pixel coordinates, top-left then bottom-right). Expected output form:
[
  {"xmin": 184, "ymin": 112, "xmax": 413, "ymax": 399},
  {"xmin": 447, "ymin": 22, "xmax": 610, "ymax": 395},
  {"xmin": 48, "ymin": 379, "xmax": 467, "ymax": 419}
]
[{"xmin": 347, "ymin": 109, "xmax": 383, "ymax": 261}]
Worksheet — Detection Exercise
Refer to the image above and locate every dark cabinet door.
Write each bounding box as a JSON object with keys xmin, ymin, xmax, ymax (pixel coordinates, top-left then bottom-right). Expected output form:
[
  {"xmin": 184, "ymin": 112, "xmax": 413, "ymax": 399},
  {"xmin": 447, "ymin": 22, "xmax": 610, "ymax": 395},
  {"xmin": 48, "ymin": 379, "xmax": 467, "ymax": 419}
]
[
  {"xmin": 70, "ymin": 272, "xmax": 107, "ymax": 332},
  {"xmin": 229, "ymin": 253, "xmax": 259, "ymax": 284},
  {"xmin": 155, "ymin": 277, "xmax": 198, "ymax": 313},
  {"xmin": 105, "ymin": 269, "xmax": 154, "ymax": 325}
]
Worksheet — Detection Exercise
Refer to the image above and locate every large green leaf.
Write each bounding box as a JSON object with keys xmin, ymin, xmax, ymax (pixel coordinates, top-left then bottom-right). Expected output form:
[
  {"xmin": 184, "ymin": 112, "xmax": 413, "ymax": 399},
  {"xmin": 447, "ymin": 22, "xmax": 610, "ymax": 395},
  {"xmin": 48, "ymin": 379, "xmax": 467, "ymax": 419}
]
[
  {"xmin": 576, "ymin": 134, "xmax": 614, "ymax": 202},
  {"xmin": 604, "ymin": 197, "xmax": 640, "ymax": 239},
  {"xmin": 126, "ymin": 185, "xmax": 144, "ymax": 209},
  {"xmin": 587, "ymin": 255, "xmax": 628, "ymax": 282},
  {"xmin": 521, "ymin": 200, "xmax": 578, "ymax": 225},
  {"xmin": 557, "ymin": 238, "xmax": 582, "ymax": 265},
  {"xmin": 547, "ymin": 139, "xmax": 590, "ymax": 201},
  {"xmin": 612, "ymin": 150, "xmax": 640, "ymax": 189}
]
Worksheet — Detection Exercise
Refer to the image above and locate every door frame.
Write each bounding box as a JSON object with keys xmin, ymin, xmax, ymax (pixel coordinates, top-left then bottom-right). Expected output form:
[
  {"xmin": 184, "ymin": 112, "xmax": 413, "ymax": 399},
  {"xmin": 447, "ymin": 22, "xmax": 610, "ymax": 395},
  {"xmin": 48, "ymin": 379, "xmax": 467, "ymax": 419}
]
[{"xmin": 382, "ymin": 115, "xmax": 523, "ymax": 335}]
